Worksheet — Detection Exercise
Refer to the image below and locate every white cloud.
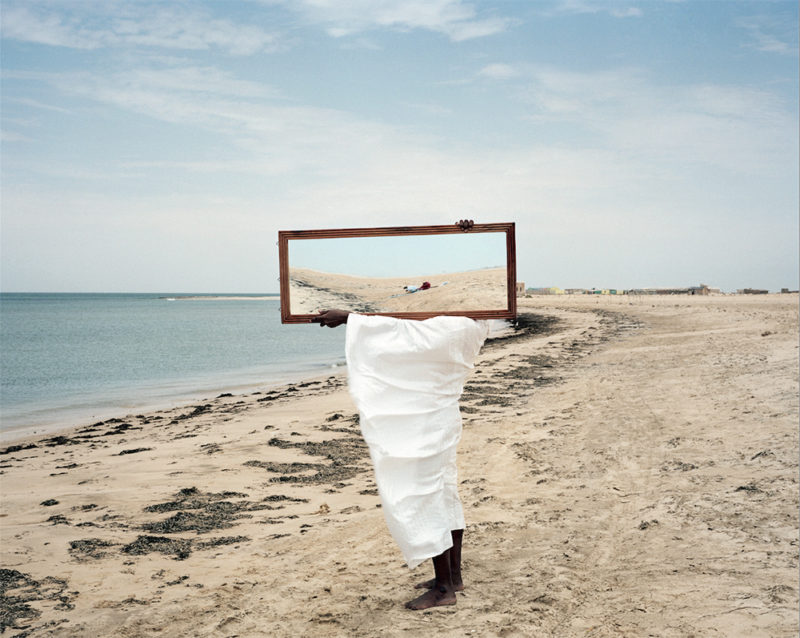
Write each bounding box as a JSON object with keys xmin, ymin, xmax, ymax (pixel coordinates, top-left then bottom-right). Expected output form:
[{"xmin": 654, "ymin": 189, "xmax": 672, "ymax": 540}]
[
  {"xmin": 736, "ymin": 15, "xmax": 797, "ymax": 56},
  {"xmin": 119, "ymin": 66, "xmax": 279, "ymax": 100},
  {"xmin": 279, "ymin": 0, "xmax": 511, "ymax": 41},
  {"xmin": 610, "ymin": 7, "xmax": 642, "ymax": 18},
  {"xmin": 552, "ymin": 0, "xmax": 643, "ymax": 18},
  {"xmin": 403, "ymin": 101, "xmax": 454, "ymax": 116},
  {"xmin": 6, "ymin": 96, "xmax": 71, "ymax": 113},
  {"xmin": 478, "ymin": 63, "xmax": 517, "ymax": 80},
  {"xmin": 1, "ymin": 5, "xmax": 105, "ymax": 49},
  {"xmin": 1, "ymin": 3, "xmax": 280, "ymax": 55},
  {"xmin": 1, "ymin": 130, "xmax": 30, "ymax": 143},
  {"xmin": 18, "ymin": 57, "xmax": 796, "ymax": 209},
  {"xmin": 18, "ymin": 63, "xmax": 427, "ymax": 182},
  {"xmin": 444, "ymin": 15, "xmax": 511, "ymax": 42},
  {"xmin": 521, "ymin": 66, "xmax": 796, "ymax": 175}
]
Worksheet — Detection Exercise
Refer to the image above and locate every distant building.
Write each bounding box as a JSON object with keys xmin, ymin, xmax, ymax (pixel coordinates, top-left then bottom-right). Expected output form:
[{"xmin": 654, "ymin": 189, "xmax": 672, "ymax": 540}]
[
  {"xmin": 688, "ymin": 284, "xmax": 710, "ymax": 295},
  {"xmin": 738, "ymin": 288, "xmax": 769, "ymax": 295},
  {"xmin": 527, "ymin": 286, "xmax": 564, "ymax": 295},
  {"xmin": 516, "ymin": 282, "xmax": 525, "ymax": 296},
  {"xmin": 626, "ymin": 283, "xmax": 718, "ymax": 295}
]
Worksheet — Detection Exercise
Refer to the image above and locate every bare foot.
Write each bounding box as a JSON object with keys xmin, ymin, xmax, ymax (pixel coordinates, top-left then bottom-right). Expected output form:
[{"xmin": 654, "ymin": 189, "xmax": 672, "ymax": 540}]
[
  {"xmin": 405, "ymin": 585, "xmax": 457, "ymax": 610},
  {"xmin": 414, "ymin": 578, "xmax": 464, "ymax": 591}
]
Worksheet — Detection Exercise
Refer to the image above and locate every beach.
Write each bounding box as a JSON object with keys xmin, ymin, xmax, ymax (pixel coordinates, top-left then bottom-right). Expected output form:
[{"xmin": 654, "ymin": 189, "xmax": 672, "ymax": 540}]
[
  {"xmin": 289, "ymin": 267, "xmax": 508, "ymax": 314},
  {"xmin": 1, "ymin": 294, "xmax": 797, "ymax": 637}
]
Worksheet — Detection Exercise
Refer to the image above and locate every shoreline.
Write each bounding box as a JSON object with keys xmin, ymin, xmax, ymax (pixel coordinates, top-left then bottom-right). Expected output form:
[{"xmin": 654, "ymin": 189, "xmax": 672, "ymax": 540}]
[
  {"xmin": 158, "ymin": 295, "xmax": 280, "ymax": 301},
  {"xmin": 0, "ymin": 360, "xmax": 347, "ymax": 447},
  {"xmin": 0, "ymin": 292, "xmax": 324, "ymax": 444},
  {"xmin": 1, "ymin": 295, "xmax": 796, "ymax": 637},
  {"xmin": 0, "ymin": 319, "xmax": 509, "ymax": 446},
  {"xmin": 0, "ymin": 318, "xmax": 518, "ymax": 449}
]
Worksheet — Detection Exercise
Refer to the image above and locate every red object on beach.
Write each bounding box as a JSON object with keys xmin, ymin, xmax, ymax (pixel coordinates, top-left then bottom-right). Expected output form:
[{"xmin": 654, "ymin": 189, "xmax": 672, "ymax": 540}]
[{"xmin": 421, "ymin": 282, "xmax": 431, "ymax": 290}]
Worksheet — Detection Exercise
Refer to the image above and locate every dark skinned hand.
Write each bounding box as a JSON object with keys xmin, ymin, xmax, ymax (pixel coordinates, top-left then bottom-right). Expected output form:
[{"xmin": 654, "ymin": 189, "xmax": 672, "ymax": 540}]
[
  {"xmin": 456, "ymin": 219, "xmax": 474, "ymax": 231},
  {"xmin": 311, "ymin": 309, "xmax": 350, "ymax": 328}
]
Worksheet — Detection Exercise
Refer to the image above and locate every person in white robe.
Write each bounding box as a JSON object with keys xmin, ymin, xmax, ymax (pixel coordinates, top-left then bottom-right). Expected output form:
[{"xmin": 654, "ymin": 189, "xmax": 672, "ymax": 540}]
[{"xmin": 313, "ymin": 308, "xmax": 488, "ymax": 610}]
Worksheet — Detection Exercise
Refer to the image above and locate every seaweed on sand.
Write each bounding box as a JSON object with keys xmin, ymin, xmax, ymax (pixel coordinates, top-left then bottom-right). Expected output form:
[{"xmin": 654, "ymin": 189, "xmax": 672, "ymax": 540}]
[
  {"xmin": 0, "ymin": 568, "xmax": 75, "ymax": 635},
  {"xmin": 250, "ymin": 436, "xmax": 370, "ymax": 485},
  {"xmin": 121, "ymin": 534, "xmax": 250, "ymax": 561},
  {"xmin": 142, "ymin": 487, "xmax": 279, "ymax": 535}
]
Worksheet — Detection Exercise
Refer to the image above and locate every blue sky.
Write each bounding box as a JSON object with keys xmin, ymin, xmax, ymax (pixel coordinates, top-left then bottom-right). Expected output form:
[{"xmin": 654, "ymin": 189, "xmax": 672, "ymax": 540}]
[
  {"xmin": 289, "ymin": 231, "xmax": 508, "ymax": 278},
  {"xmin": 1, "ymin": 0, "xmax": 797, "ymax": 292}
]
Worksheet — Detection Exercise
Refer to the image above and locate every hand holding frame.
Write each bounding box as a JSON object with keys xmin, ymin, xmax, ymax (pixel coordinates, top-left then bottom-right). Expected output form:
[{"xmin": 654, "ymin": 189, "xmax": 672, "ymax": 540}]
[{"xmin": 312, "ymin": 309, "xmax": 350, "ymax": 328}]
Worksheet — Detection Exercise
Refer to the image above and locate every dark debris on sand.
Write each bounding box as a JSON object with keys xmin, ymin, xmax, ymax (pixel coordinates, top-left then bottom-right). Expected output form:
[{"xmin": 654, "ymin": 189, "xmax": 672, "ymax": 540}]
[
  {"xmin": 0, "ymin": 568, "xmax": 76, "ymax": 636},
  {"xmin": 47, "ymin": 515, "xmax": 70, "ymax": 526},
  {"xmin": 170, "ymin": 404, "xmax": 212, "ymax": 424},
  {"xmin": 142, "ymin": 487, "xmax": 277, "ymax": 535},
  {"xmin": 31, "ymin": 419, "xmax": 145, "ymax": 449},
  {"xmin": 255, "ymin": 377, "xmax": 346, "ymax": 405},
  {"xmin": 248, "ymin": 436, "xmax": 370, "ymax": 485},
  {"xmin": 41, "ymin": 436, "xmax": 79, "ymax": 448},
  {"xmin": 117, "ymin": 447, "xmax": 153, "ymax": 456},
  {"xmin": 262, "ymin": 494, "xmax": 308, "ymax": 503},
  {"xmin": 289, "ymin": 276, "xmax": 378, "ymax": 313},
  {"xmin": 319, "ymin": 412, "xmax": 360, "ymax": 434},
  {"xmin": 461, "ymin": 310, "xmax": 642, "ymax": 413},
  {"xmin": 122, "ymin": 535, "xmax": 194, "ymax": 560},
  {"xmin": 63, "ymin": 487, "xmax": 299, "ymax": 564},
  {"xmin": 244, "ymin": 460, "xmax": 321, "ymax": 474},
  {"xmin": 143, "ymin": 487, "xmax": 247, "ymax": 513},
  {"xmin": 0, "ymin": 443, "xmax": 37, "ymax": 456},
  {"xmin": 67, "ymin": 532, "xmax": 251, "ymax": 563},
  {"xmin": 122, "ymin": 534, "xmax": 250, "ymax": 560},
  {"xmin": 482, "ymin": 313, "xmax": 562, "ymax": 350},
  {"xmin": 68, "ymin": 538, "xmax": 115, "ymax": 561},
  {"xmin": 142, "ymin": 509, "xmax": 246, "ymax": 534}
]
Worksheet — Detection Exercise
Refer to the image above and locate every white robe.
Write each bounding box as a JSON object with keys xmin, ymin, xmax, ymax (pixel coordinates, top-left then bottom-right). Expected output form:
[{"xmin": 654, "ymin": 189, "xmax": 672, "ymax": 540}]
[{"xmin": 345, "ymin": 314, "xmax": 489, "ymax": 569}]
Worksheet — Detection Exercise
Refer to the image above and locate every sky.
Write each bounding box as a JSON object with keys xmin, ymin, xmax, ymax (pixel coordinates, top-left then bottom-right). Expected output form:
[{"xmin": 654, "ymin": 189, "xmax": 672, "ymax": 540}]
[
  {"xmin": 1, "ymin": 0, "xmax": 797, "ymax": 293},
  {"xmin": 289, "ymin": 231, "xmax": 508, "ymax": 278}
]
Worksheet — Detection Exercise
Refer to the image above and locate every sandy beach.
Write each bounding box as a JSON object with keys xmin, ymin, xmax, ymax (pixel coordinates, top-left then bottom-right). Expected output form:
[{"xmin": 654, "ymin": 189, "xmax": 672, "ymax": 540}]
[
  {"xmin": 1, "ymin": 294, "xmax": 797, "ymax": 637},
  {"xmin": 289, "ymin": 267, "xmax": 508, "ymax": 314}
]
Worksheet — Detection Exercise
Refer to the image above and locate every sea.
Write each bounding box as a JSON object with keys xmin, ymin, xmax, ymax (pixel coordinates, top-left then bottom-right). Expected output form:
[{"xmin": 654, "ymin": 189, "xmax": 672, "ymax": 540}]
[{"xmin": 0, "ymin": 293, "xmax": 346, "ymax": 441}]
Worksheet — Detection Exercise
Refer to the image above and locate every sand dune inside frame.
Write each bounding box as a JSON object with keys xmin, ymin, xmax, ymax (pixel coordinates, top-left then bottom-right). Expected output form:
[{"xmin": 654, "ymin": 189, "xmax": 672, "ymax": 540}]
[{"xmin": 288, "ymin": 266, "xmax": 508, "ymax": 314}]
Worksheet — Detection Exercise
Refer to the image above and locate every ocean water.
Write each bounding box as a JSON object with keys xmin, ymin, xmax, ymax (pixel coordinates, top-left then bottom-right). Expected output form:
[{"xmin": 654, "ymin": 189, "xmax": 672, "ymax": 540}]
[{"xmin": 0, "ymin": 293, "xmax": 346, "ymax": 439}]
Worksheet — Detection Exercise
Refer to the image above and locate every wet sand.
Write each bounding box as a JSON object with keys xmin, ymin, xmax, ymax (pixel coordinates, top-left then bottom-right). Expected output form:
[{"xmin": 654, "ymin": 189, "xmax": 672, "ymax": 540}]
[{"xmin": 1, "ymin": 294, "xmax": 797, "ymax": 637}]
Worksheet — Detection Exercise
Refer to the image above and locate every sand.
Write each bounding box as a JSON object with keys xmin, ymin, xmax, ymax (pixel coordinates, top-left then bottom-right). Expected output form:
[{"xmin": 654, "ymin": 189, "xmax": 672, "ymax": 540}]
[
  {"xmin": 1, "ymin": 294, "xmax": 797, "ymax": 637},
  {"xmin": 289, "ymin": 267, "xmax": 508, "ymax": 314}
]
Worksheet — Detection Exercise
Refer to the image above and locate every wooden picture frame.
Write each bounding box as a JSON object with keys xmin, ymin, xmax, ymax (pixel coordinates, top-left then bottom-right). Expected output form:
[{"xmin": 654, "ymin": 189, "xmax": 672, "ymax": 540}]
[{"xmin": 278, "ymin": 222, "xmax": 516, "ymax": 323}]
